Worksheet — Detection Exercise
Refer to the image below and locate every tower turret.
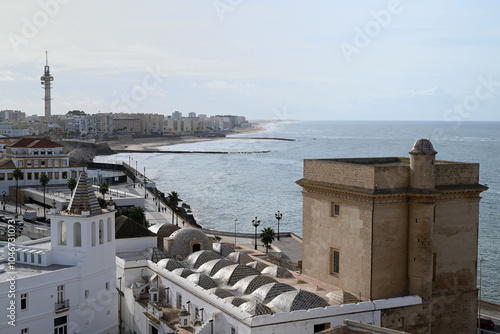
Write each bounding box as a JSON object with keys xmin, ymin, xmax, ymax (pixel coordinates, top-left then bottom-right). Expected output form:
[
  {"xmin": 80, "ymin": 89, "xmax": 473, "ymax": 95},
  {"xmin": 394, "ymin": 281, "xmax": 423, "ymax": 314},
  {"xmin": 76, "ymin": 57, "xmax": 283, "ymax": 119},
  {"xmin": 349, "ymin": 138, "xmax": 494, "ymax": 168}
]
[
  {"xmin": 407, "ymin": 139, "xmax": 437, "ymax": 304},
  {"xmin": 409, "ymin": 139, "xmax": 437, "ymax": 190}
]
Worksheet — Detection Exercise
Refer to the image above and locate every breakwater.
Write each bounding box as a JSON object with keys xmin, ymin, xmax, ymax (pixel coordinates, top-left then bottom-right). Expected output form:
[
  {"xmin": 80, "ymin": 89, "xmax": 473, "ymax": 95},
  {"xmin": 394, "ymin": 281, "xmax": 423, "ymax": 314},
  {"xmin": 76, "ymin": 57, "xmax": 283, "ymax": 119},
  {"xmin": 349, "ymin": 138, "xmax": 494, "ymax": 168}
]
[{"xmin": 114, "ymin": 150, "xmax": 271, "ymax": 154}]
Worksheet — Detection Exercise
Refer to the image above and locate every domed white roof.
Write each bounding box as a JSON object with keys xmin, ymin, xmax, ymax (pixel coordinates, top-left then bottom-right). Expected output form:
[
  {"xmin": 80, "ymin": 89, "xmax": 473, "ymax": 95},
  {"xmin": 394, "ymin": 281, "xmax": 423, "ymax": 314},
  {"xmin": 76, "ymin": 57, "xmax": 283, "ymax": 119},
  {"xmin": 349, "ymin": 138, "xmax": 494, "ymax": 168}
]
[{"xmin": 168, "ymin": 228, "xmax": 212, "ymax": 257}]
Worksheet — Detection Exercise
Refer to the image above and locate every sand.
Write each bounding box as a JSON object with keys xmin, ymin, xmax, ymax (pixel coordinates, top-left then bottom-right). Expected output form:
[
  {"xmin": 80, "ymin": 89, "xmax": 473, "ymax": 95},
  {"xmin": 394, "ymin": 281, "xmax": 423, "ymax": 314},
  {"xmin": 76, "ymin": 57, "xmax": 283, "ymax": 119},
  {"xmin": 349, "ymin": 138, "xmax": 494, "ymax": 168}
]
[{"xmin": 108, "ymin": 121, "xmax": 275, "ymax": 151}]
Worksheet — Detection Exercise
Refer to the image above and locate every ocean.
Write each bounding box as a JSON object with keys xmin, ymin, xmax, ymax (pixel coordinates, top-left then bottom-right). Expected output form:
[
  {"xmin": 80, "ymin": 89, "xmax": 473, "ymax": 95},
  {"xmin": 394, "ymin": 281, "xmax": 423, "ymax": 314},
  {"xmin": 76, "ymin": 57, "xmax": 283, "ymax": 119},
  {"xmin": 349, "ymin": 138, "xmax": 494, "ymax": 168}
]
[{"xmin": 105, "ymin": 120, "xmax": 500, "ymax": 303}]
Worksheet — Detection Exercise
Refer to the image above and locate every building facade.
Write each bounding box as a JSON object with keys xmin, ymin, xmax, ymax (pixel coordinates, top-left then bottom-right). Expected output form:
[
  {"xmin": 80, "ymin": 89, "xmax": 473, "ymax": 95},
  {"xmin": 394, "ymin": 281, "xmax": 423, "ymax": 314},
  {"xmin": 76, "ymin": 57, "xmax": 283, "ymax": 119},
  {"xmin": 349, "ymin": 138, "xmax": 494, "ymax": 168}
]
[
  {"xmin": 0, "ymin": 138, "xmax": 85, "ymax": 196},
  {"xmin": 297, "ymin": 139, "xmax": 487, "ymax": 333},
  {"xmin": 0, "ymin": 171, "xmax": 118, "ymax": 334}
]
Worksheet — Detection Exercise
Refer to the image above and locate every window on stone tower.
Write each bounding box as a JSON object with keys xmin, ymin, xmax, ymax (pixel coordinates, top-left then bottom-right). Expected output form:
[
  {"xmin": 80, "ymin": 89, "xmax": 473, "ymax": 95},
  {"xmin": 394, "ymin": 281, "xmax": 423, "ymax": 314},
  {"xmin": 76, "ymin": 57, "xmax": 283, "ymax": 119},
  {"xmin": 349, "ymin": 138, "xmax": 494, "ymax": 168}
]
[
  {"xmin": 330, "ymin": 248, "xmax": 340, "ymax": 275},
  {"xmin": 331, "ymin": 203, "xmax": 340, "ymax": 217}
]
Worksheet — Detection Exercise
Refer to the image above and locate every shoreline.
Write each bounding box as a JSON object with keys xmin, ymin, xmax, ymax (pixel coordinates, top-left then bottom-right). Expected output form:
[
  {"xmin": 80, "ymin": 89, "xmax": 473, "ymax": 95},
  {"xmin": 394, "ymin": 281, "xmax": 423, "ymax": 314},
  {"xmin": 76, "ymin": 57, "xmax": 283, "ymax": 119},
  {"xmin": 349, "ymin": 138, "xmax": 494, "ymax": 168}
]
[{"xmin": 107, "ymin": 120, "xmax": 281, "ymax": 152}]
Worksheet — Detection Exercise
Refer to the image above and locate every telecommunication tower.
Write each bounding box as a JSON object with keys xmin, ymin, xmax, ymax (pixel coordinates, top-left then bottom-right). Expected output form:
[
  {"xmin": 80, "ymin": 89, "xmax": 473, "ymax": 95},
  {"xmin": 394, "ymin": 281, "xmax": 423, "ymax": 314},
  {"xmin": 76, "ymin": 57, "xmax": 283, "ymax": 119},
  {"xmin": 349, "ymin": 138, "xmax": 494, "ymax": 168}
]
[{"xmin": 40, "ymin": 51, "xmax": 54, "ymax": 120}]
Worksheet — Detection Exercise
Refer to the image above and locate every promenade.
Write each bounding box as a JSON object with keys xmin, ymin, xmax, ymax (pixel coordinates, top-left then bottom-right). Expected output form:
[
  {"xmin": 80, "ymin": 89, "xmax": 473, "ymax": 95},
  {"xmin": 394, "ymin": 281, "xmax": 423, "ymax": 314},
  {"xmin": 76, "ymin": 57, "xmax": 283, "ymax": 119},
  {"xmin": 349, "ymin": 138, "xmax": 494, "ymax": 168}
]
[{"xmin": 119, "ymin": 180, "xmax": 304, "ymax": 266}]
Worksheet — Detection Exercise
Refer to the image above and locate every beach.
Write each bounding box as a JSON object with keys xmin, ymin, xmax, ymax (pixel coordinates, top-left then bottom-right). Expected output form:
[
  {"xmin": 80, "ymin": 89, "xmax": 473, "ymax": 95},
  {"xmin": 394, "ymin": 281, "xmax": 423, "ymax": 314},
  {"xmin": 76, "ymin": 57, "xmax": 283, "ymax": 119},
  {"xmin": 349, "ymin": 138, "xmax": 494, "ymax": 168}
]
[{"xmin": 108, "ymin": 121, "xmax": 272, "ymax": 151}]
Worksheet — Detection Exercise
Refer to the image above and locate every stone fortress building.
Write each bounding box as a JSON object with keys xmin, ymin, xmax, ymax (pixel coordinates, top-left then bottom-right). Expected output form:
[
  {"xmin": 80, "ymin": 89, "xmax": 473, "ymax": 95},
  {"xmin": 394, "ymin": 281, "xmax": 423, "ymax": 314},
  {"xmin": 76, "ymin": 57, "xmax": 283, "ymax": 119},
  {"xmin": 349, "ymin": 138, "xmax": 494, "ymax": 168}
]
[{"xmin": 297, "ymin": 139, "xmax": 487, "ymax": 333}]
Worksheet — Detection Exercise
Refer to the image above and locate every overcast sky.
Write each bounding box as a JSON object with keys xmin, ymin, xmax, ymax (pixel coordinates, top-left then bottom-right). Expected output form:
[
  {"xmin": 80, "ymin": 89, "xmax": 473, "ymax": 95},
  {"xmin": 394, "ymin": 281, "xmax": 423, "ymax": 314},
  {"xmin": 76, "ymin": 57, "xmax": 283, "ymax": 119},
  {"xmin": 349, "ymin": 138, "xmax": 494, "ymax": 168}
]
[{"xmin": 1, "ymin": 1, "xmax": 499, "ymax": 121}]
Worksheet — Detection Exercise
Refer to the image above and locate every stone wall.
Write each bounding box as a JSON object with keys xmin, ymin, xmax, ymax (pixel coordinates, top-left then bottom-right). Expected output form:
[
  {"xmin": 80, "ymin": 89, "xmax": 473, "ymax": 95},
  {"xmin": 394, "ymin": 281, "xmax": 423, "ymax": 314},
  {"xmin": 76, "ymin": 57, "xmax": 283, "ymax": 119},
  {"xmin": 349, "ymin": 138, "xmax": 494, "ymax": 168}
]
[
  {"xmin": 435, "ymin": 163, "xmax": 479, "ymax": 186},
  {"xmin": 302, "ymin": 191, "xmax": 372, "ymax": 299},
  {"xmin": 304, "ymin": 160, "xmax": 375, "ymax": 189}
]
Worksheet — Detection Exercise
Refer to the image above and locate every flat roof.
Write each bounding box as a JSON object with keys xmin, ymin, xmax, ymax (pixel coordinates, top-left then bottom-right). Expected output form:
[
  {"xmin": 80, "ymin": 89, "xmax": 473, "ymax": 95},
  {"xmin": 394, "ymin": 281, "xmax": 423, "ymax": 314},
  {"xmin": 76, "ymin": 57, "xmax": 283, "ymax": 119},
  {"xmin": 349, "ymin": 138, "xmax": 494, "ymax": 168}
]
[{"xmin": 0, "ymin": 263, "xmax": 72, "ymax": 282}]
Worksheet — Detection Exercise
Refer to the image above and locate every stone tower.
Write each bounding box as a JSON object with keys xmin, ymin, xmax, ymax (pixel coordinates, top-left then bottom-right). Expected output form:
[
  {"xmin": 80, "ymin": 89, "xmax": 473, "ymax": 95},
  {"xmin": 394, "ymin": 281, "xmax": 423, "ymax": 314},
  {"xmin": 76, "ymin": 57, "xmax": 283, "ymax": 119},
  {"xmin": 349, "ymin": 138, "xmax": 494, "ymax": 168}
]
[{"xmin": 297, "ymin": 139, "xmax": 487, "ymax": 333}]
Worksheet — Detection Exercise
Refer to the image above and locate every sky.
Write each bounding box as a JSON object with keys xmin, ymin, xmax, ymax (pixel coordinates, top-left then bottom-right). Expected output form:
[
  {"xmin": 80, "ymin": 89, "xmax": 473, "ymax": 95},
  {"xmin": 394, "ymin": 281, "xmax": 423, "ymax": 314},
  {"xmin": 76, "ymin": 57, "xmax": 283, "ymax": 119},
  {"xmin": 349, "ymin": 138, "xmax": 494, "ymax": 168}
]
[{"xmin": 1, "ymin": 0, "xmax": 500, "ymax": 121}]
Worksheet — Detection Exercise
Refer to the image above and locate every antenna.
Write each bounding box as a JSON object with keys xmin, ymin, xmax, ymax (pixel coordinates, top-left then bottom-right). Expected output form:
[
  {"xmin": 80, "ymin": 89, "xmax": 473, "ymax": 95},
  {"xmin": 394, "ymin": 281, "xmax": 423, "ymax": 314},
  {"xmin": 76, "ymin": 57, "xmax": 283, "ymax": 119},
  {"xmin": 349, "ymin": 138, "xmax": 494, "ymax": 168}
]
[{"xmin": 46, "ymin": 51, "xmax": 48, "ymax": 66}]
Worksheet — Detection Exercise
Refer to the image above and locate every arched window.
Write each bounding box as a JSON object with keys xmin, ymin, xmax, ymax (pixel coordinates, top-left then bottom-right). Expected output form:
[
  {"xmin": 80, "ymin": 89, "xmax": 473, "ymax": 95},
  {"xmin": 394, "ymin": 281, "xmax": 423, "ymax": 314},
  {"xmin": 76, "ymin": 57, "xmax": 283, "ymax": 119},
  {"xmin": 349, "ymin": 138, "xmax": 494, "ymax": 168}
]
[
  {"xmin": 73, "ymin": 222, "xmax": 81, "ymax": 247},
  {"xmin": 107, "ymin": 218, "xmax": 112, "ymax": 242},
  {"xmin": 99, "ymin": 220, "xmax": 104, "ymax": 244},
  {"xmin": 91, "ymin": 222, "xmax": 96, "ymax": 246},
  {"xmin": 58, "ymin": 221, "xmax": 67, "ymax": 245}
]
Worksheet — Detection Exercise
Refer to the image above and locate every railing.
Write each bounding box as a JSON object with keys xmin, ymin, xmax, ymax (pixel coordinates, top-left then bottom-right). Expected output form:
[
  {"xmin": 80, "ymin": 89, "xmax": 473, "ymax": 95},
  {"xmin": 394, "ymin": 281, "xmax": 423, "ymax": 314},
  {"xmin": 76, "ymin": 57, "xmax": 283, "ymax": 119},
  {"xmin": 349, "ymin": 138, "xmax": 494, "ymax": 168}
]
[{"xmin": 55, "ymin": 299, "xmax": 70, "ymax": 311}]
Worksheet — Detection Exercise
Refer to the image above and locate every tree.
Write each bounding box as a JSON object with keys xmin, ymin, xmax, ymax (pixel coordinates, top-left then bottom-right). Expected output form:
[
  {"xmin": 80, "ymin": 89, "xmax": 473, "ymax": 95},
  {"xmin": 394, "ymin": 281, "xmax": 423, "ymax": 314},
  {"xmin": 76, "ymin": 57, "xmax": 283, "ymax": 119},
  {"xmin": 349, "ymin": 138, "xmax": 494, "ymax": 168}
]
[
  {"xmin": 213, "ymin": 235, "xmax": 222, "ymax": 242},
  {"xmin": 39, "ymin": 172, "xmax": 50, "ymax": 218},
  {"xmin": 167, "ymin": 191, "xmax": 181, "ymax": 225},
  {"xmin": 13, "ymin": 168, "xmax": 23, "ymax": 215},
  {"xmin": 116, "ymin": 206, "xmax": 147, "ymax": 226},
  {"xmin": 67, "ymin": 177, "xmax": 77, "ymax": 196},
  {"xmin": 129, "ymin": 206, "xmax": 147, "ymax": 226},
  {"xmin": 99, "ymin": 182, "xmax": 109, "ymax": 201},
  {"xmin": 260, "ymin": 227, "xmax": 275, "ymax": 254}
]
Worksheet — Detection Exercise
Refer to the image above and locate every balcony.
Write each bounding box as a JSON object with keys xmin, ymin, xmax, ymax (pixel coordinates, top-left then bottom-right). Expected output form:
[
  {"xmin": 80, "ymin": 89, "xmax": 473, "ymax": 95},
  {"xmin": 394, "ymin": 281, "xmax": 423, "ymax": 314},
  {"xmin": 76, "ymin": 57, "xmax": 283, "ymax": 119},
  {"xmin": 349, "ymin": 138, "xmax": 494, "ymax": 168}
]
[{"xmin": 55, "ymin": 299, "xmax": 70, "ymax": 312}]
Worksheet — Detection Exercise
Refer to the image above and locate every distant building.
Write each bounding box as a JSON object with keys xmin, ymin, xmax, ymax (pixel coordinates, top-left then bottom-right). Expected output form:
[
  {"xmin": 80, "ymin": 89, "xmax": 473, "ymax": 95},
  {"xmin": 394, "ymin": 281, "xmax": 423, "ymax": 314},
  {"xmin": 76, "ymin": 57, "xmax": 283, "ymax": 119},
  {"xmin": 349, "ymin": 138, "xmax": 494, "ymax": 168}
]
[
  {"xmin": 188, "ymin": 112, "xmax": 196, "ymax": 118},
  {"xmin": 297, "ymin": 139, "xmax": 487, "ymax": 333},
  {"xmin": 91, "ymin": 113, "xmax": 164, "ymax": 135},
  {"xmin": 0, "ymin": 110, "xmax": 26, "ymax": 122},
  {"xmin": 172, "ymin": 111, "xmax": 182, "ymax": 120},
  {"xmin": 0, "ymin": 124, "xmax": 30, "ymax": 137},
  {"xmin": 0, "ymin": 171, "xmax": 118, "ymax": 333}
]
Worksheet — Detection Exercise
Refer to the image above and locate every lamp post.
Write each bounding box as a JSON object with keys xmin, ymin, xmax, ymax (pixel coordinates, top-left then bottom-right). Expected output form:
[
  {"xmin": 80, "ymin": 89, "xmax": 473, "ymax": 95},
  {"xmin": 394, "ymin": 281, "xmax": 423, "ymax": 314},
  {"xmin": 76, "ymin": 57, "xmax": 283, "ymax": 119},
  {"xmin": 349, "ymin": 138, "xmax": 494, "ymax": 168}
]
[
  {"xmin": 252, "ymin": 217, "xmax": 260, "ymax": 250},
  {"xmin": 234, "ymin": 219, "xmax": 238, "ymax": 246},
  {"xmin": 2, "ymin": 191, "xmax": 6, "ymax": 211},
  {"xmin": 135, "ymin": 161, "xmax": 138, "ymax": 175},
  {"xmin": 132, "ymin": 157, "xmax": 135, "ymax": 188},
  {"xmin": 275, "ymin": 210, "xmax": 282, "ymax": 241},
  {"xmin": 144, "ymin": 166, "xmax": 147, "ymax": 199}
]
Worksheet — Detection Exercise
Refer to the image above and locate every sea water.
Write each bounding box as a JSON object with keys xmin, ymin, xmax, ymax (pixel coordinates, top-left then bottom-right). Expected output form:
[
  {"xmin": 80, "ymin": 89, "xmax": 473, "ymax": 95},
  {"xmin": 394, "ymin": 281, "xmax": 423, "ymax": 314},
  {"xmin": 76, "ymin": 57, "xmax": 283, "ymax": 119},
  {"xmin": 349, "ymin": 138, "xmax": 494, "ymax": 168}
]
[{"xmin": 107, "ymin": 120, "xmax": 500, "ymax": 302}]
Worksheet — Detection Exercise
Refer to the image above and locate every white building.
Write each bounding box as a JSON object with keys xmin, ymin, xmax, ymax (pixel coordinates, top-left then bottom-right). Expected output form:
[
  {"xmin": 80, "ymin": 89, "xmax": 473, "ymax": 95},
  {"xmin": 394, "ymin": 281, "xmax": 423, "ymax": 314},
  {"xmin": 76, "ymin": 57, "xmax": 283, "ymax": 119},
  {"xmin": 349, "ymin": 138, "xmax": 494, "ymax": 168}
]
[
  {"xmin": 116, "ymin": 227, "xmax": 421, "ymax": 334},
  {"xmin": 0, "ymin": 138, "xmax": 85, "ymax": 195},
  {"xmin": 0, "ymin": 124, "xmax": 30, "ymax": 137},
  {"xmin": 0, "ymin": 170, "xmax": 119, "ymax": 334}
]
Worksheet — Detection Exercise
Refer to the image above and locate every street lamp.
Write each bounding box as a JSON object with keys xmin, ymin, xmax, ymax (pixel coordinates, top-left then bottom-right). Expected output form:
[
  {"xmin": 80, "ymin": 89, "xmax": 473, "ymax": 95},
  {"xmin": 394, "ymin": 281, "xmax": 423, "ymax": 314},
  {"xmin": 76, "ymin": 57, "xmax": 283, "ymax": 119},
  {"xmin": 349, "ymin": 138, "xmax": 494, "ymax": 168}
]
[
  {"xmin": 275, "ymin": 210, "xmax": 282, "ymax": 241},
  {"xmin": 2, "ymin": 191, "xmax": 6, "ymax": 211},
  {"xmin": 144, "ymin": 166, "xmax": 147, "ymax": 199},
  {"xmin": 252, "ymin": 217, "xmax": 260, "ymax": 250},
  {"xmin": 234, "ymin": 219, "xmax": 238, "ymax": 246},
  {"xmin": 135, "ymin": 161, "xmax": 138, "ymax": 175}
]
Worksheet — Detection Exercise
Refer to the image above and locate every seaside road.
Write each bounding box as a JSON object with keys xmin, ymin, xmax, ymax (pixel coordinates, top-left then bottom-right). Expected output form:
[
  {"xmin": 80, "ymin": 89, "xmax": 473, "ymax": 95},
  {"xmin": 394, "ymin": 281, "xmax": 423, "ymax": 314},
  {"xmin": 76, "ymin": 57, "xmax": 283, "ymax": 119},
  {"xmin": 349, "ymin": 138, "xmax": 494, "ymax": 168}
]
[{"xmin": 111, "ymin": 182, "xmax": 304, "ymax": 265}]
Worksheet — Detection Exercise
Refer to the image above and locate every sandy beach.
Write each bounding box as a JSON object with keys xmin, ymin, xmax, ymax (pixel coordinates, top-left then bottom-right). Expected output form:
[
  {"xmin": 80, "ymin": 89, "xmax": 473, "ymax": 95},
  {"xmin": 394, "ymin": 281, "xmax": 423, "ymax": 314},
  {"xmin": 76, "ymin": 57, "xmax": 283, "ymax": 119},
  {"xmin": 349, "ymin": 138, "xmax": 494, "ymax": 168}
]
[{"xmin": 108, "ymin": 121, "xmax": 276, "ymax": 151}]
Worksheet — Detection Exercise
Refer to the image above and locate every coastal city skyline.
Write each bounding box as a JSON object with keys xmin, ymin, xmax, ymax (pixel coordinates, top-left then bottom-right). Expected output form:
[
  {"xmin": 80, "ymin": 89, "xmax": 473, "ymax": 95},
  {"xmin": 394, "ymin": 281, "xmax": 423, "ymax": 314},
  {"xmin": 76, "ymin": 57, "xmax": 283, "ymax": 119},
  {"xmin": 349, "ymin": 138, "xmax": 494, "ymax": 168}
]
[{"xmin": 1, "ymin": 1, "xmax": 500, "ymax": 121}]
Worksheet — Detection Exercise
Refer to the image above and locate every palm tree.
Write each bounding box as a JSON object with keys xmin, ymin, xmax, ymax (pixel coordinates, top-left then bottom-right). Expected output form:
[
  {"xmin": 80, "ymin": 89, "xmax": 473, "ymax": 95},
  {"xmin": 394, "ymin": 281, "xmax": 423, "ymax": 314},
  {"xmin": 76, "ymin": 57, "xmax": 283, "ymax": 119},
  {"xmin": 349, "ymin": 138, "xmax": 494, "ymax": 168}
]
[
  {"xmin": 260, "ymin": 227, "xmax": 275, "ymax": 254},
  {"xmin": 129, "ymin": 206, "xmax": 147, "ymax": 226},
  {"xmin": 67, "ymin": 177, "xmax": 77, "ymax": 196},
  {"xmin": 39, "ymin": 173, "xmax": 50, "ymax": 218},
  {"xmin": 166, "ymin": 191, "xmax": 181, "ymax": 225},
  {"xmin": 13, "ymin": 168, "xmax": 23, "ymax": 215},
  {"xmin": 99, "ymin": 182, "xmax": 109, "ymax": 201}
]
